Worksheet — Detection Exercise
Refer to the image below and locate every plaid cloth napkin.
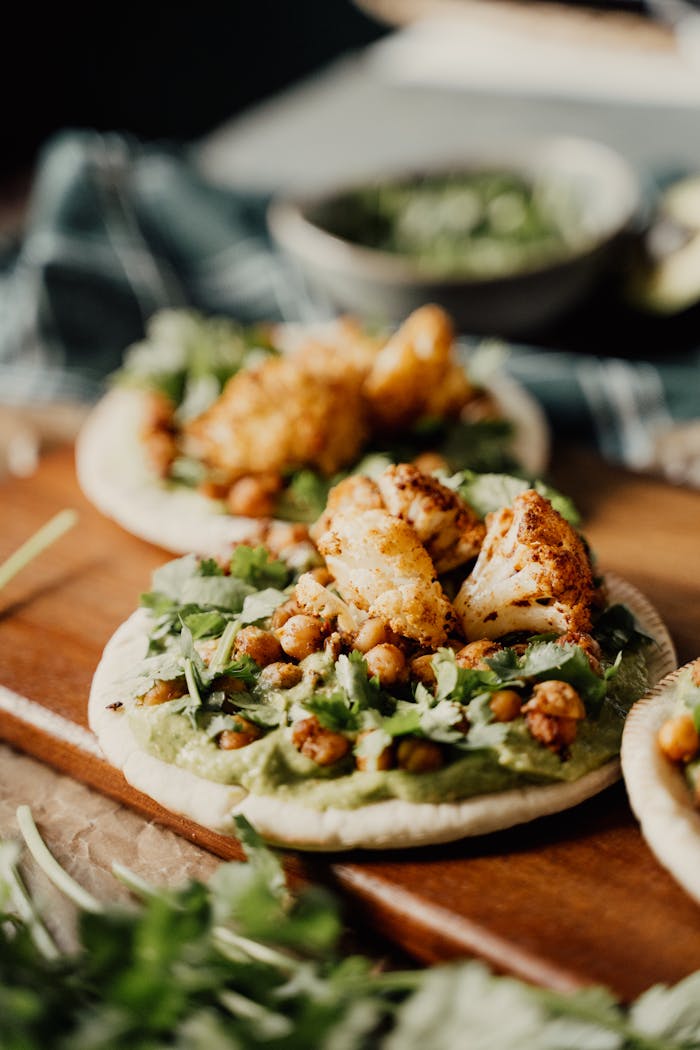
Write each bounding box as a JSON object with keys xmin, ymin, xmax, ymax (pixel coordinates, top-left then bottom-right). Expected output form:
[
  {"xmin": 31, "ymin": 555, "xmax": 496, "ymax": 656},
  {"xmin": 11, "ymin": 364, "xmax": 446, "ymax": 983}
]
[{"xmin": 1, "ymin": 130, "xmax": 699, "ymax": 484}]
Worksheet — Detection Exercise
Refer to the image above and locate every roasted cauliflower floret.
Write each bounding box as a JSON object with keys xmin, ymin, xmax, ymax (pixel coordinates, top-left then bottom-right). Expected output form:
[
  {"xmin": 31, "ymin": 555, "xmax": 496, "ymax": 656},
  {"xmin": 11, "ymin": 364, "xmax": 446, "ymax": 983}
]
[
  {"xmin": 270, "ymin": 316, "xmax": 383, "ymax": 372},
  {"xmin": 363, "ymin": 304, "xmax": 472, "ymax": 429},
  {"xmin": 377, "ymin": 463, "xmax": 485, "ymax": 572},
  {"xmin": 184, "ymin": 349, "xmax": 368, "ymax": 481},
  {"xmin": 316, "ymin": 508, "xmax": 454, "ymax": 647},
  {"xmin": 294, "ymin": 572, "xmax": 361, "ymax": 634},
  {"xmin": 310, "ymin": 474, "xmax": 384, "ymax": 544},
  {"xmin": 454, "ymin": 490, "xmax": 594, "ymax": 640}
]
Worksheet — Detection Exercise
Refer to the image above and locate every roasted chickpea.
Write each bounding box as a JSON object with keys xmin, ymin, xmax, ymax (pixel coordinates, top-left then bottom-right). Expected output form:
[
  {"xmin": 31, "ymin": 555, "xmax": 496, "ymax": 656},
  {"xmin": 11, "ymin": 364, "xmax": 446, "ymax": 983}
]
[
  {"xmin": 412, "ymin": 451, "xmax": 449, "ymax": 476},
  {"xmin": 291, "ymin": 716, "xmax": 350, "ymax": 766},
  {"xmin": 455, "ymin": 639, "xmax": 503, "ymax": 671},
  {"xmin": 278, "ymin": 615, "xmax": 327, "ymax": 661},
  {"xmin": 525, "ymin": 710, "xmax": 579, "ymax": 752},
  {"xmin": 522, "ymin": 681, "xmax": 585, "ymax": 753},
  {"xmin": 409, "ymin": 653, "xmax": 436, "ymax": 687},
  {"xmin": 490, "ymin": 690, "xmax": 523, "ymax": 723},
  {"xmin": 355, "ymin": 730, "xmax": 394, "ymax": 772},
  {"xmin": 658, "ymin": 714, "xmax": 700, "ymax": 764},
  {"xmin": 219, "ymin": 717, "xmax": 263, "ymax": 750},
  {"xmin": 364, "ymin": 643, "xmax": 407, "ymax": 686},
  {"xmin": 266, "ymin": 521, "xmax": 309, "ymax": 554},
  {"xmin": 234, "ymin": 626, "xmax": 283, "ymax": 668},
  {"xmin": 139, "ymin": 677, "xmax": 187, "ymax": 706},
  {"xmin": 227, "ymin": 473, "xmax": 282, "ymax": 518},
  {"xmin": 197, "ymin": 478, "xmax": 231, "ymax": 501},
  {"xmin": 258, "ymin": 661, "xmax": 304, "ymax": 690},
  {"xmin": 525, "ymin": 681, "xmax": 586, "ymax": 720},
  {"xmin": 396, "ymin": 738, "xmax": 444, "ymax": 773},
  {"xmin": 213, "ymin": 675, "xmax": 247, "ymax": 695},
  {"xmin": 308, "ymin": 566, "xmax": 333, "ymax": 586},
  {"xmin": 271, "ymin": 598, "xmax": 303, "ymax": 630},
  {"xmin": 353, "ymin": 618, "xmax": 391, "ymax": 654},
  {"xmin": 556, "ymin": 631, "xmax": 602, "ymax": 675}
]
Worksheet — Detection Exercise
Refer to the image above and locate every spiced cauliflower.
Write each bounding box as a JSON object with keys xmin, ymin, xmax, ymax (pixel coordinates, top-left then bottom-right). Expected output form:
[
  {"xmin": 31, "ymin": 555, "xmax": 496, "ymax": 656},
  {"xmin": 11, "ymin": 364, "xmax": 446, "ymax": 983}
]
[
  {"xmin": 454, "ymin": 489, "xmax": 594, "ymax": 640},
  {"xmin": 363, "ymin": 304, "xmax": 474, "ymax": 429},
  {"xmin": 377, "ymin": 463, "xmax": 485, "ymax": 572},
  {"xmin": 184, "ymin": 344, "xmax": 369, "ymax": 481},
  {"xmin": 315, "ymin": 507, "xmax": 454, "ymax": 647}
]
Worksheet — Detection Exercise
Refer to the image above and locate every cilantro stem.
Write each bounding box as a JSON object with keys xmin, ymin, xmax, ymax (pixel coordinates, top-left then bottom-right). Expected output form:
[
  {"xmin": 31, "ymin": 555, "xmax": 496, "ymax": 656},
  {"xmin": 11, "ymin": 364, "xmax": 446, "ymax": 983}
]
[
  {"xmin": 218, "ymin": 989, "xmax": 293, "ymax": 1037},
  {"xmin": 112, "ymin": 862, "xmax": 157, "ymax": 900},
  {"xmin": 183, "ymin": 658, "xmax": 203, "ymax": 708},
  {"xmin": 209, "ymin": 620, "xmax": 239, "ymax": 674},
  {"xmin": 0, "ymin": 840, "xmax": 58, "ymax": 960},
  {"xmin": 0, "ymin": 509, "xmax": 78, "ymax": 592},
  {"xmin": 15, "ymin": 805, "xmax": 102, "ymax": 914},
  {"xmin": 213, "ymin": 925, "xmax": 299, "ymax": 974}
]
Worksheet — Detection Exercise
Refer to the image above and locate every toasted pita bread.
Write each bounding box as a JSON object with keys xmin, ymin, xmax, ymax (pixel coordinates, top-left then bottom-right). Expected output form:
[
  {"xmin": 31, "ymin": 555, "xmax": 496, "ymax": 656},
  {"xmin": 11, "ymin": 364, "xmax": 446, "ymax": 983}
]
[
  {"xmin": 75, "ymin": 368, "xmax": 549, "ymax": 558},
  {"xmin": 89, "ymin": 573, "xmax": 675, "ymax": 851},
  {"xmin": 622, "ymin": 661, "xmax": 700, "ymax": 905}
]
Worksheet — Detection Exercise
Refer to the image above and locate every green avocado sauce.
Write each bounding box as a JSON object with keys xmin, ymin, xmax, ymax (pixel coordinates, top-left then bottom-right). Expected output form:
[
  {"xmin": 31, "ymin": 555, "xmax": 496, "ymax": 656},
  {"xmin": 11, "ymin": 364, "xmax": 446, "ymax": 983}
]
[{"xmin": 126, "ymin": 651, "xmax": 645, "ymax": 811}]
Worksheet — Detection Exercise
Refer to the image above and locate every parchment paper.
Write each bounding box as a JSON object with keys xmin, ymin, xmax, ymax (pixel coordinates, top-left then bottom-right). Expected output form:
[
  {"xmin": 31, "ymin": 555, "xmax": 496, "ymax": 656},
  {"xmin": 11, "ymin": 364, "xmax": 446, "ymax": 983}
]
[{"xmin": 0, "ymin": 743, "xmax": 221, "ymax": 950}]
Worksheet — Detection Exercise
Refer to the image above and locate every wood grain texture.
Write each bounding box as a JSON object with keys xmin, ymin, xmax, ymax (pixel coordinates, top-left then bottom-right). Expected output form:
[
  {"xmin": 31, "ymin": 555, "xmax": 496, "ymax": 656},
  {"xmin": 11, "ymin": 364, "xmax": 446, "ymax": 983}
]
[{"xmin": 1, "ymin": 442, "xmax": 699, "ymax": 1000}]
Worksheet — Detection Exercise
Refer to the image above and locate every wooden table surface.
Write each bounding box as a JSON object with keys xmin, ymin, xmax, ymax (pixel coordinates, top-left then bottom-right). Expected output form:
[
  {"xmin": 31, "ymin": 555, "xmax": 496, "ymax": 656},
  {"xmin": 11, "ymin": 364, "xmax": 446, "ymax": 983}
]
[{"xmin": 1, "ymin": 441, "xmax": 699, "ymax": 1000}]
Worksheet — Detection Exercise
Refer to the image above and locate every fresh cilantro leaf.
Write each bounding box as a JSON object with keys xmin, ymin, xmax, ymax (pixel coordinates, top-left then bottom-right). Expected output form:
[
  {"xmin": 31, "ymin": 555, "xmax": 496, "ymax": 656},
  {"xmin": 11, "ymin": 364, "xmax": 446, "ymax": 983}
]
[
  {"xmin": 418, "ymin": 699, "xmax": 467, "ymax": 744},
  {"xmin": 381, "ymin": 707, "xmax": 422, "ymax": 737},
  {"xmin": 335, "ymin": 651, "xmax": 379, "ymax": 709},
  {"xmin": 593, "ymin": 604, "xmax": 652, "ymax": 655},
  {"xmin": 217, "ymin": 655, "xmax": 259, "ymax": 686},
  {"xmin": 116, "ymin": 651, "xmax": 184, "ymax": 703},
  {"xmin": 113, "ymin": 309, "xmax": 264, "ymax": 409},
  {"xmin": 139, "ymin": 590, "xmax": 177, "ymax": 618},
  {"xmin": 490, "ymin": 641, "xmax": 606, "ymax": 709},
  {"xmin": 229, "ymin": 546, "xmax": 290, "ymax": 589},
  {"xmin": 457, "ymin": 470, "xmax": 580, "ymax": 524},
  {"xmin": 150, "ymin": 554, "xmax": 202, "ymax": 600},
  {"xmin": 274, "ymin": 469, "xmax": 334, "ymax": 524},
  {"xmin": 630, "ymin": 971, "xmax": 700, "ymax": 1045},
  {"xmin": 433, "ymin": 649, "xmax": 498, "ymax": 703},
  {"xmin": 238, "ymin": 588, "xmax": 288, "ymax": 626},
  {"xmin": 303, "ymin": 692, "xmax": 362, "ymax": 733},
  {"xmin": 229, "ymin": 546, "xmax": 282, "ymax": 590},
  {"xmin": 180, "ymin": 575, "xmax": 253, "ymax": 612},
  {"xmin": 199, "ymin": 558, "xmax": 224, "ymax": 577},
  {"xmin": 180, "ymin": 610, "xmax": 229, "ymax": 640},
  {"xmin": 437, "ymin": 418, "xmax": 518, "ymax": 474}
]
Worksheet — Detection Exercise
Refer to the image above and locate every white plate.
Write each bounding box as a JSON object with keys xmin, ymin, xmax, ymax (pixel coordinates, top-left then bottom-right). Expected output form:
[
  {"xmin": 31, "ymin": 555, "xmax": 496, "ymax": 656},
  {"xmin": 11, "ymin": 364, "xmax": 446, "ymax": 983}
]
[{"xmin": 622, "ymin": 660, "xmax": 700, "ymax": 906}]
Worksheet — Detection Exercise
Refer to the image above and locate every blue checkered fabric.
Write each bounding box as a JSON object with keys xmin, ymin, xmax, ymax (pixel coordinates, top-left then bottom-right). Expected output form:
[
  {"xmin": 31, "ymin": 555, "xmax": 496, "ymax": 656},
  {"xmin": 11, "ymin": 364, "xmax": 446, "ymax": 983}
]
[{"xmin": 1, "ymin": 130, "xmax": 699, "ymax": 483}]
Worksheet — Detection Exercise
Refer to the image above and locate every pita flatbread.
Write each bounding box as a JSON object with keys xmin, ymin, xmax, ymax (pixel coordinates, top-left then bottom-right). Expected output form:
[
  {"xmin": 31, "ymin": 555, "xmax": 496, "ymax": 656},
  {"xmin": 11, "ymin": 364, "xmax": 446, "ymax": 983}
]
[
  {"xmin": 622, "ymin": 661, "xmax": 700, "ymax": 905},
  {"xmin": 89, "ymin": 573, "xmax": 675, "ymax": 851},
  {"xmin": 76, "ymin": 371, "xmax": 549, "ymax": 558}
]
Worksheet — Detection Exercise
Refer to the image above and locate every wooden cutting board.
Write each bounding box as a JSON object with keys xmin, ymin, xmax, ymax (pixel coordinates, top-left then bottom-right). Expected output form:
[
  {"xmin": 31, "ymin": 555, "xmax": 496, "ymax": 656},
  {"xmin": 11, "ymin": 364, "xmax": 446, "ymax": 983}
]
[{"xmin": 1, "ymin": 442, "xmax": 700, "ymax": 1000}]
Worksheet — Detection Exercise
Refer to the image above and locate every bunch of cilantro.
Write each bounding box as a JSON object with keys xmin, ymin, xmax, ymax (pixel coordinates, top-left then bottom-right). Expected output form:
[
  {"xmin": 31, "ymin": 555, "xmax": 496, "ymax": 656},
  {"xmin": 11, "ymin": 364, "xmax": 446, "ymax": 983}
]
[{"xmin": 2, "ymin": 810, "xmax": 700, "ymax": 1050}]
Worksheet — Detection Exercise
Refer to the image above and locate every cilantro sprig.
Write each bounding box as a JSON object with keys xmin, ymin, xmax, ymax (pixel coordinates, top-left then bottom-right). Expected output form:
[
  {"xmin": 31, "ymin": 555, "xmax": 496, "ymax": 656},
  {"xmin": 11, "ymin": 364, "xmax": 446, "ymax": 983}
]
[{"xmin": 3, "ymin": 807, "xmax": 700, "ymax": 1049}]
